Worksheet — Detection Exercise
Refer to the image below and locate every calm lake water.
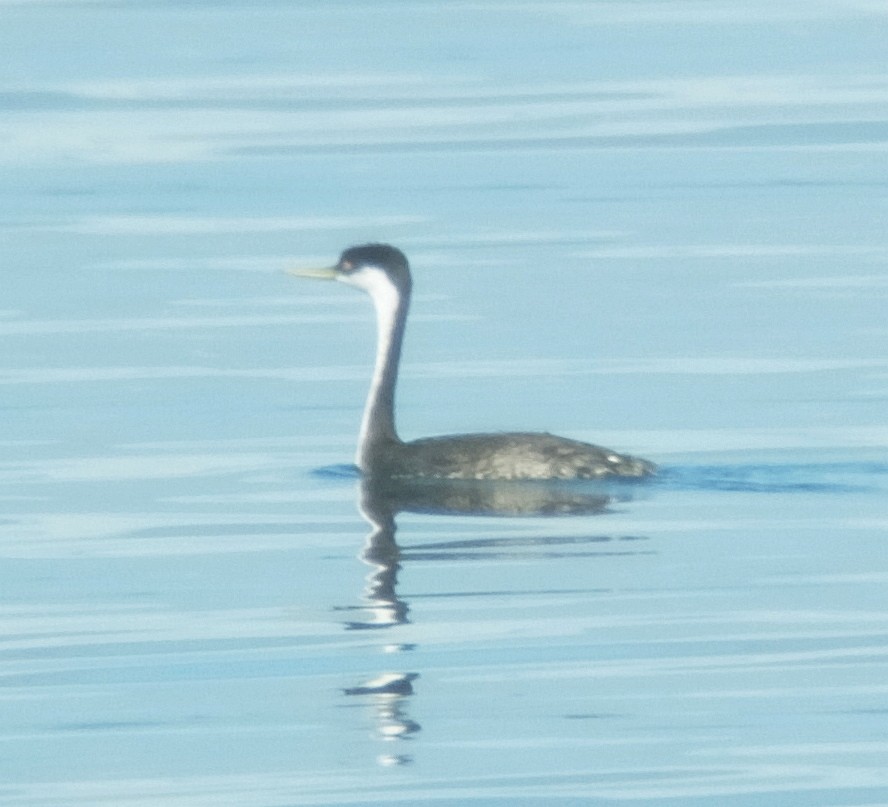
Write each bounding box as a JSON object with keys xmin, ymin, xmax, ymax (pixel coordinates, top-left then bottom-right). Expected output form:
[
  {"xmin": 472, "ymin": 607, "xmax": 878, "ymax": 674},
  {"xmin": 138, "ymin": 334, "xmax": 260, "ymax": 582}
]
[{"xmin": 3, "ymin": 1, "xmax": 888, "ymax": 804}]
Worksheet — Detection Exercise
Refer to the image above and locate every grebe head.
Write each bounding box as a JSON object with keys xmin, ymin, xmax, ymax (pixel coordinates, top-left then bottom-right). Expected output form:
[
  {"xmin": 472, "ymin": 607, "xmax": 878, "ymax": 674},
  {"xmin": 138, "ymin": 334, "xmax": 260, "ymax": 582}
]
[{"xmin": 291, "ymin": 243, "xmax": 411, "ymax": 300}]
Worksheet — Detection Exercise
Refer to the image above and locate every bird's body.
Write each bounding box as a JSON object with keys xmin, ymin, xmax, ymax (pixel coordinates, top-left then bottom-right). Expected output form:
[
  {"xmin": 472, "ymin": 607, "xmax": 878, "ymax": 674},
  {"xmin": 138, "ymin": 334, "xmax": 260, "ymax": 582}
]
[
  {"xmin": 292, "ymin": 244, "xmax": 655, "ymax": 481},
  {"xmin": 368, "ymin": 432, "xmax": 653, "ymax": 480}
]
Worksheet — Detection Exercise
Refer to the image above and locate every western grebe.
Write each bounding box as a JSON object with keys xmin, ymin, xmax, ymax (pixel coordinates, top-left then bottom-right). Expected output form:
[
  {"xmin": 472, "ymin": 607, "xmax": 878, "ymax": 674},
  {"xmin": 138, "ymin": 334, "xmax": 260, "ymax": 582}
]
[{"xmin": 292, "ymin": 243, "xmax": 655, "ymax": 481}]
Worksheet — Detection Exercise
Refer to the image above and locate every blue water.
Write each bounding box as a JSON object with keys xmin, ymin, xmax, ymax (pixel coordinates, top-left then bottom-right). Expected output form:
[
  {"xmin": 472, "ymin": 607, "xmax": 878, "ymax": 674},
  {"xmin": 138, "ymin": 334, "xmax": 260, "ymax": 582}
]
[{"xmin": 3, "ymin": 1, "xmax": 888, "ymax": 804}]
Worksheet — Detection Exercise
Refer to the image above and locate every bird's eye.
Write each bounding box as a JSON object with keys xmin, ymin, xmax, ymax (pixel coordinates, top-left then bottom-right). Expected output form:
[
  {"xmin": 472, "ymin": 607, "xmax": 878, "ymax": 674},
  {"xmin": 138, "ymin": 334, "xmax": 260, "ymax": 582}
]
[{"xmin": 340, "ymin": 260, "xmax": 354, "ymax": 273}]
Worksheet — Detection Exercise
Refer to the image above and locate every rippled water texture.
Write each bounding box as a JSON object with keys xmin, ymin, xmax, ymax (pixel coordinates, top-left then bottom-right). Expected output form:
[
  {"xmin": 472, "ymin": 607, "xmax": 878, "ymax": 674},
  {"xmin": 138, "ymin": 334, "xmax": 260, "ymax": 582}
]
[{"xmin": 2, "ymin": 1, "xmax": 888, "ymax": 804}]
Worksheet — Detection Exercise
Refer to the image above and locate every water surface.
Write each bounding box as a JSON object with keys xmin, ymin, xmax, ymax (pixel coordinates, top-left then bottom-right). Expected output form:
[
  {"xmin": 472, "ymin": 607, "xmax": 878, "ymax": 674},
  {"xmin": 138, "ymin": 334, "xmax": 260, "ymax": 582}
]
[{"xmin": 2, "ymin": 1, "xmax": 888, "ymax": 804}]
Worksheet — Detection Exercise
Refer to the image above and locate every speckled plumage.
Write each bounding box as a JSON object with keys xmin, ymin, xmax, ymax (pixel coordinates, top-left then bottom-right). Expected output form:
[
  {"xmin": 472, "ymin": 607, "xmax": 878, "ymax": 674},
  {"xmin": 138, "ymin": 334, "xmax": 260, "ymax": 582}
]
[{"xmin": 369, "ymin": 432, "xmax": 655, "ymax": 480}]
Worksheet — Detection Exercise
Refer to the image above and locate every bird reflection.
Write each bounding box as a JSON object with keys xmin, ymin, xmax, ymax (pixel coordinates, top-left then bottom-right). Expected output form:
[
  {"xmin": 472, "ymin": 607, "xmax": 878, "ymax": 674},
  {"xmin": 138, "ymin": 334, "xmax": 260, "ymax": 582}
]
[
  {"xmin": 363, "ymin": 474, "xmax": 616, "ymax": 518},
  {"xmin": 339, "ymin": 474, "xmax": 651, "ymax": 764},
  {"xmin": 345, "ymin": 476, "xmax": 623, "ymax": 629}
]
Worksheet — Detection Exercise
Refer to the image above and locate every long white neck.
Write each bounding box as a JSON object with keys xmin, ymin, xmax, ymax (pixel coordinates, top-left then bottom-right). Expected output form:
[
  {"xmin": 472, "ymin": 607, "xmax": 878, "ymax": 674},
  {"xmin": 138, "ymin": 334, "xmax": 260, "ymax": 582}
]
[{"xmin": 353, "ymin": 270, "xmax": 409, "ymax": 469}]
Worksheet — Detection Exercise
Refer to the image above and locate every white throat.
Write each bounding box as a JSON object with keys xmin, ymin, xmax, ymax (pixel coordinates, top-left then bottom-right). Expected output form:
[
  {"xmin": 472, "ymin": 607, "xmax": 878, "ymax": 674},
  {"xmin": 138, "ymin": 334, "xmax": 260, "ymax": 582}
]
[{"xmin": 341, "ymin": 267, "xmax": 406, "ymax": 467}]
